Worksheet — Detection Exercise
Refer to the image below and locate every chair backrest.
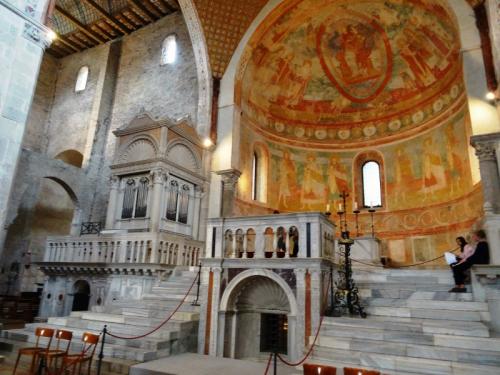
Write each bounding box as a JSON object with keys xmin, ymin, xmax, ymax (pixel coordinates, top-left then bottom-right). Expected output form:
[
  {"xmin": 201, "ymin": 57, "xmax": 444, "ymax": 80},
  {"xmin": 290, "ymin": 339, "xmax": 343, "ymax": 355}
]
[
  {"xmin": 344, "ymin": 368, "xmax": 380, "ymax": 375},
  {"xmin": 303, "ymin": 363, "xmax": 336, "ymax": 375},
  {"xmin": 54, "ymin": 329, "xmax": 73, "ymax": 352},
  {"xmin": 81, "ymin": 332, "xmax": 100, "ymax": 358},
  {"xmin": 34, "ymin": 327, "xmax": 55, "ymax": 349}
]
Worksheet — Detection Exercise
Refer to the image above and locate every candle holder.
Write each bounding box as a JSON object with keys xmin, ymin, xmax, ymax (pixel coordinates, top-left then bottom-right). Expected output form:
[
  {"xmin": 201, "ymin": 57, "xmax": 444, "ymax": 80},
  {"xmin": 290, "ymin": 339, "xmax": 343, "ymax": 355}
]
[
  {"xmin": 353, "ymin": 209, "xmax": 360, "ymax": 237},
  {"xmin": 368, "ymin": 208, "xmax": 376, "ymax": 238}
]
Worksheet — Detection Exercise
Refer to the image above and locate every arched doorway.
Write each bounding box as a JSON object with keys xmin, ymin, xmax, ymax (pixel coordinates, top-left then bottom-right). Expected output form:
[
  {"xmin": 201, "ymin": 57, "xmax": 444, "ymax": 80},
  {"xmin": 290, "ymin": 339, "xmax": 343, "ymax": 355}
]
[
  {"xmin": 220, "ymin": 272, "xmax": 296, "ymax": 360},
  {"xmin": 72, "ymin": 280, "xmax": 90, "ymax": 312}
]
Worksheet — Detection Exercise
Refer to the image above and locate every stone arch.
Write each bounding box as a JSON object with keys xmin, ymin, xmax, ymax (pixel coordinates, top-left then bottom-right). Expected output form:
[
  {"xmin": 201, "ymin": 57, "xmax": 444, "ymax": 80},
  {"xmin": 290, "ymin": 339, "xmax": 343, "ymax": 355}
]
[
  {"xmin": 71, "ymin": 279, "xmax": 90, "ymax": 312},
  {"xmin": 219, "ymin": 269, "xmax": 298, "ymax": 360},
  {"xmin": 54, "ymin": 150, "xmax": 84, "ymax": 168},
  {"xmin": 117, "ymin": 136, "xmax": 158, "ymax": 164},
  {"xmin": 178, "ymin": 0, "xmax": 212, "ymax": 138},
  {"xmin": 166, "ymin": 140, "xmax": 201, "ymax": 173}
]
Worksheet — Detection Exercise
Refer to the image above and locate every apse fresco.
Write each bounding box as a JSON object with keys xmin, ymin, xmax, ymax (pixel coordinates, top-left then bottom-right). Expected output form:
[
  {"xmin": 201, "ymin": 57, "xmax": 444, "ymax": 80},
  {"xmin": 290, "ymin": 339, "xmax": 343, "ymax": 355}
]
[
  {"xmin": 236, "ymin": 0, "xmax": 462, "ymax": 148},
  {"xmin": 235, "ymin": 0, "xmax": 483, "ymax": 263}
]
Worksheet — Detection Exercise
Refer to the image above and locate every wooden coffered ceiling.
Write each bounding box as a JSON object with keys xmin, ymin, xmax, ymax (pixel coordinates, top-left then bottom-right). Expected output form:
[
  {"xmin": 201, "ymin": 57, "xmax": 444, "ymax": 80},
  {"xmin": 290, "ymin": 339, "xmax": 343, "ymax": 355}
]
[{"xmin": 47, "ymin": 0, "xmax": 179, "ymax": 58}]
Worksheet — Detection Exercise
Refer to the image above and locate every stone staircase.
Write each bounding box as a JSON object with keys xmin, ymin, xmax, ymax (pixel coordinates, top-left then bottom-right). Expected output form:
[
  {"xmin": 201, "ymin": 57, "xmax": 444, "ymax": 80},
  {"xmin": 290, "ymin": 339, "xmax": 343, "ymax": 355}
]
[
  {"xmin": 310, "ymin": 268, "xmax": 500, "ymax": 375},
  {"xmin": 0, "ymin": 267, "xmax": 200, "ymax": 373}
]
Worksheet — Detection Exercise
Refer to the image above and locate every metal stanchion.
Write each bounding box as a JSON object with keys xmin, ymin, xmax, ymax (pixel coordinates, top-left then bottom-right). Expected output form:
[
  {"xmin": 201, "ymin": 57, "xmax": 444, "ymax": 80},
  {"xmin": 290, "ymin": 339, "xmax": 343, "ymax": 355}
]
[
  {"xmin": 273, "ymin": 352, "xmax": 278, "ymax": 375},
  {"xmin": 97, "ymin": 324, "xmax": 107, "ymax": 375},
  {"xmin": 37, "ymin": 354, "xmax": 46, "ymax": 375},
  {"xmin": 192, "ymin": 263, "xmax": 202, "ymax": 306}
]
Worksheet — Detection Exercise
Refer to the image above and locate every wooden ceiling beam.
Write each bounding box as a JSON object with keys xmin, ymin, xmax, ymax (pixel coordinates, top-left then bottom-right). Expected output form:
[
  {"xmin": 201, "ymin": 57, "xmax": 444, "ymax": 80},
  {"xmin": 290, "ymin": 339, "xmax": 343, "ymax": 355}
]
[
  {"xmin": 148, "ymin": 0, "xmax": 166, "ymax": 15},
  {"xmin": 127, "ymin": 0, "xmax": 158, "ymax": 21},
  {"xmin": 56, "ymin": 34, "xmax": 82, "ymax": 53},
  {"xmin": 81, "ymin": 0, "xmax": 132, "ymax": 35},
  {"xmin": 52, "ymin": 41, "xmax": 74, "ymax": 55},
  {"xmin": 55, "ymin": 4, "xmax": 106, "ymax": 44},
  {"xmin": 115, "ymin": 14, "xmax": 137, "ymax": 31},
  {"xmin": 157, "ymin": 0, "xmax": 176, "ymax": 13},
  {"xmin": 47, "ymin": 45, "xmax": 65, "ymax": 58},
  {"xmin": 71, "ymin": 33, "xmax": 95, "ymax": 48},
  {"xmin": 125, "ymin": 9, "xmax": 146, "ymax": 25},
  {"xmin": 92, "ymin": 23, "xmax": 114, "ymax": 40}
]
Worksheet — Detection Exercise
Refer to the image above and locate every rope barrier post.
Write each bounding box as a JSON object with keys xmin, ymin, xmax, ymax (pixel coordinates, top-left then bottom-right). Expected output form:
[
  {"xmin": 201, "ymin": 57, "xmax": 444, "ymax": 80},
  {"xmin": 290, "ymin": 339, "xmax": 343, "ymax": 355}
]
[
  {"xmin": 192, "ymin": 262, "xmax": 202, "ymax": 306},
  {"xmin": 97, "ymin": 324, "xmax": 107, "ymax": 375},
  {"xmin": 273, "ymin": 352, "xmax": 277, "ymax": 375}
]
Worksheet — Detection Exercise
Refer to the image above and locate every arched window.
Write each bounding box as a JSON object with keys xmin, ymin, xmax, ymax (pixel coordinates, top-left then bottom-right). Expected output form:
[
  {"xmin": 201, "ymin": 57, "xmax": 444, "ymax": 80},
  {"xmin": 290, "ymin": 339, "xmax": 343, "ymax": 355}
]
[
  {"xmin": 251, "ymin": 144, "xmax": 268, "ymax": 203},
  {"xmin": 161, "ymin": 35, "xmax": 177, "ymax": 65},
  {"xmin": 362, "ymin": 161, "xmax": 382, "ymax": 207},
  {"xmin": 252, "ymin": 152, "xmax": 259, "ymax": 200},
  {"xmin": 75, "ymin": 66, "xmax": 89, "ymax": 92}
]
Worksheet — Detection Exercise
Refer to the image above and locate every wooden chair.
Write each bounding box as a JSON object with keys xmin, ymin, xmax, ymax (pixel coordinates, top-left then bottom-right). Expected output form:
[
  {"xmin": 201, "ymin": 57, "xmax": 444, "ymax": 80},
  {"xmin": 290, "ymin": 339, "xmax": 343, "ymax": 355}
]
[
  {"xmin": 303, "ymin": 363, "xmax": 336, "ymax": 375},
  {"xmin": 58, "ymin": 332, "xmax": 99, "ymax": 375},
  {"xmin": 37, "ymin": 329, "xmax": 73, "ymax": 373},
  {"xmin": 343, "ymin": 367, "xmax": 380, "ymax": 375},
  {"xmin": 13, "ymin": 327, "xmax": 55, "ymax": 375}
]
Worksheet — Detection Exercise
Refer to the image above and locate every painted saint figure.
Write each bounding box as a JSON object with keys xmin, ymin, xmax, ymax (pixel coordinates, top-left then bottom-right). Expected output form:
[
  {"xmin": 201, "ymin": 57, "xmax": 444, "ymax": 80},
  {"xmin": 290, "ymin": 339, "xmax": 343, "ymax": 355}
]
[
  {"xmin": 278, "ymin": 151, "xmax": 297, "ymax": 208},
  {"xmin": 327, "ymin": 155, "xmax": 349, "ymax": 201}
]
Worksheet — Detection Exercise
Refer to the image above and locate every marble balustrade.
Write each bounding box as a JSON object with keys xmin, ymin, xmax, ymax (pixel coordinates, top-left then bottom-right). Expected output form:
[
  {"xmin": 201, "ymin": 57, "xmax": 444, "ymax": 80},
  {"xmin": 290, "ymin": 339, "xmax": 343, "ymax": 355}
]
[
  {"xmin": 206, "ymin": 212, "xmax": 336, "ymax": 260},
  {"xmin": 43, "ymin": 232, "xmax": 203, "ymax": 267}
]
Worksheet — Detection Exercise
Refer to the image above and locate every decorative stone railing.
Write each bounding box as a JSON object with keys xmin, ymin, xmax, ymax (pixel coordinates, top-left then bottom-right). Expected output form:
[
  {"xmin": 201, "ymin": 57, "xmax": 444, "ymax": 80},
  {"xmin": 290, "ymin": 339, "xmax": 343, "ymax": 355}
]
[
  {"xmin": 43, "ymin": 231, "xmax": 204, "ymax": 267},
  {"xmin": 205, "ymin": 212, "xmax": 336, "ymax": 260}
]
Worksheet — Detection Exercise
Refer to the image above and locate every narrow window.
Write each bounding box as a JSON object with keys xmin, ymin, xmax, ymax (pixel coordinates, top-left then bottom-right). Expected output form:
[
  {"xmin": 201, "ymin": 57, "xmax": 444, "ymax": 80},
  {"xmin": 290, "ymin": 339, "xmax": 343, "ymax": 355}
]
[
  {"xmin": 362, "ymin": 161, "xmax": 382, "ymax": 207},
  {"xmin": 134, "ymin": 177, "xmax": 149, "ymax": 218},
  {"xmin": 75, "ymin": 66, "xmax": 89, "ymax": 92},
  {"xmin": 161, "ymin": 35, "xmax": 177, "ymax": 65},
  {"xmin": 166, "ymin": 180, "xmax": 179, "ymax": 221},
  {"xmin": 121, "ymin": 179, "xmax": 136, "ymax": 219},
  {"xmin": 252, "ymin": 152, "xmax": 259, "ymax": 201}
]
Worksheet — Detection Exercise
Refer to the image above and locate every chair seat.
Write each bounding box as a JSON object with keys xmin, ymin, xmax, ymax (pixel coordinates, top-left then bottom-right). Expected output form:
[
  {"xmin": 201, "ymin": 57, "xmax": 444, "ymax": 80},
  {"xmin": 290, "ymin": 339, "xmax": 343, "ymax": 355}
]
[
  {"xmin": 18, "ymin": 347, "xmax": 46, "ymax": 354},
  {"xmin": 43, "ymin": 349, "xmax": 67, "ymax": 357}
]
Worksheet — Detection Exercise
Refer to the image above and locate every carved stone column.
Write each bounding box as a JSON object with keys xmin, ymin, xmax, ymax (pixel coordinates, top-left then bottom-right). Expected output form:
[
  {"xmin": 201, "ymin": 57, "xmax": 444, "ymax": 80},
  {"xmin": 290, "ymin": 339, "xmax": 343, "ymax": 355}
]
[
  {"xmin": 216, "ymin": 169, "xmax": 241, "ymax": 217},
  {"xmin": 104, "ymin": 175, "xmax": 121, "ymax": 229},
  {"xmin": 294, "ymin": 268, "xmax": 307, "ymax": 353},
  {"xmin": 471, "ymin": 135, "xmax": 500, "ymax": 214},
  {"xmin": 150, "ymin": 168, "xmax": 165, "ymax": 232}
]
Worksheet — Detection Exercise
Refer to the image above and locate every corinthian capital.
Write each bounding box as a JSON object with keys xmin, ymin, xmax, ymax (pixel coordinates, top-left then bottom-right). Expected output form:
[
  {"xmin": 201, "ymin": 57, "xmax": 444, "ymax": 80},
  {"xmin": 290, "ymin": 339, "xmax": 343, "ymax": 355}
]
[
  {"xmin": 150, "ymin": 168, "xmax": 165, "ymax": 184},
  {"xmin": 216, "ymin": 169, "xmax": 242, "ymax": 191}
]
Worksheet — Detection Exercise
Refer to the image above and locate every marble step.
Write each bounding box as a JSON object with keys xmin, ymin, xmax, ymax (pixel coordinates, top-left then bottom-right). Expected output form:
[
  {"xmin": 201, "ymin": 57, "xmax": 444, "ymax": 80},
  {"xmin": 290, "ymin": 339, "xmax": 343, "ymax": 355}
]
[
  {"xmin": 75, "ymin": 311, "xmax": 199, "ymax": 323},
  {"xmin": 120, "ymin": 306, "xmax": 200, "ymax": 318},
  {"xmin": 365, "ymin": 306, "xmax": 486, "ymax": 321},
  {"xmin": 314, "ymin": 335, "xmax": 500, "ymax": 366},
  {"xmin": 356, "ymin": 282, "xmax": 454, "ymax": 294},
  {"xmin": 142, "ymin": 293, "xmax": 197, "ymax": 301},
  {"xmin": 359, "ymin": 288, "xmax": 473, "ymax": 301},
  {"xmin": 364, "ymin": 298, "xmax": 488, "ymax": 311},
  {"xmin": 322, "ymin": 316, "xmax": 490, "ymax": 338},
  {"xmin": 311, "ymin": 347, "xmax": 500, "ymax": 375}
]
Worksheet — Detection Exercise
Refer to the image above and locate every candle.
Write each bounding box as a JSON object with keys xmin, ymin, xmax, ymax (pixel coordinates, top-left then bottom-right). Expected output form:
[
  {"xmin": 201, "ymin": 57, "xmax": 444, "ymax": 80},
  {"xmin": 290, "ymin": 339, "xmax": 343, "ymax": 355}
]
[
  {"xmin": 338, "ymin": 203, "xmax": 343, "ymax": 211},
  {"xmin": 370, "ymin": 201, "xmax": 374, "ymax": 208},
  {"xmin": 326, "ymin": 203, "xmax": 330, "ymax": 212},
  {"xmin": 354, "ymin": 201, "xmax": 358, "ymax": 210}
]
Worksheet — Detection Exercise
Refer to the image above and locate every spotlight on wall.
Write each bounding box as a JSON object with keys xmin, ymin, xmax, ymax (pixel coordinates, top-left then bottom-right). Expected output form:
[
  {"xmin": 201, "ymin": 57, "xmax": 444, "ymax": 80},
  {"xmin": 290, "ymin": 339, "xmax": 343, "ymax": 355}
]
[
  {"xmin": 203, "ymin": 138, "xmax": 214, "ymax": 148},
  {"xmin": 485, "ymin": 91, "xmax": 496, "ymax": 101},
  {"xmin": 47, "ymin": 29, "xmax": 57, "ymax": 42}
]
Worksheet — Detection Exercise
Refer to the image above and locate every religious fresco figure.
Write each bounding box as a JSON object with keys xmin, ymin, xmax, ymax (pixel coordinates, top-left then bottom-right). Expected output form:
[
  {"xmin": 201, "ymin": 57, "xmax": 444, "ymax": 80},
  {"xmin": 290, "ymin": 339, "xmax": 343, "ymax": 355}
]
[
  {"xmin": 301, "ymin": 153, "xmax": 325, "ymax": 209},
  {"xmin": 422, "ymin": 137, "xmax": 447, "ymax": 200},
  {"xmin": 327, "ymin": 155, "xmax": 349, "ymax": 201},
  {"xmin": 444, "ymin": 126, "xmax": 464, "ymax": 194},
  {"xmin": 278, "ymin": 150, "xmax": 297, "ymax": 209},
  {"xmin": 393, "ymin": 146, "xmax": 414, "ymax": 206}
]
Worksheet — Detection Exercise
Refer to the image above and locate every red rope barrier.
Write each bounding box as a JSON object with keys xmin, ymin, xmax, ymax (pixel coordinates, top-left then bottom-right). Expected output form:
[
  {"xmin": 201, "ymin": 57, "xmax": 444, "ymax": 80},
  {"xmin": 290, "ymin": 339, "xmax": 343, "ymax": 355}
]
[
  {"xmin": 263, "ymin": 352, "xmax": 273, "ymax": 375},
  {"xmin": 107, "ymin": 273, "xmax": 199, "ymax": 340}
]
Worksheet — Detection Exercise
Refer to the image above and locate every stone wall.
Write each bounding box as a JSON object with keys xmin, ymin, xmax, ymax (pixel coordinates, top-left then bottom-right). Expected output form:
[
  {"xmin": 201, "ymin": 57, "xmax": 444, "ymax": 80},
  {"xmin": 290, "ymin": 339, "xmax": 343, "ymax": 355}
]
[{"xmin": 1, "ymin": 9, "xmax": 202, "ymax": 293}]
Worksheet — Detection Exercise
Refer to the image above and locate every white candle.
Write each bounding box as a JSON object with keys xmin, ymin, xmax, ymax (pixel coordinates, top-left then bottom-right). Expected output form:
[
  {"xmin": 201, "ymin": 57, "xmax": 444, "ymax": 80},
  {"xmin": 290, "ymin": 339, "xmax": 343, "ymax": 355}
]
[
  {"xmin": 354, "ymin": 202, "xmax": 358, "ymax": 210},
  {"xmin": 370, "ymin": 201, "xmax": 374, "ymax": 208},
  {"xmin": 338, "ymin": 203, "xmax": 343, "ymax": 211},
  {"xmin": 326, "ymin": 203, "xmax": 330, "ymax": 212}
]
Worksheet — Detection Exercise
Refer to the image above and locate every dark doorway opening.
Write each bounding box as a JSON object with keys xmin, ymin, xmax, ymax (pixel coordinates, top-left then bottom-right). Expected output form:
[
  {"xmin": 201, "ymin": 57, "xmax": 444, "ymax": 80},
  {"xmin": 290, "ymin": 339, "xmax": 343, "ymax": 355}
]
[
  {"xmin": 71, "ymin": 280, "xmax": 90, "ymax": 312},
  {"xmin": 260, "ymin": 313, "xmax": 288, "ymax": 354}
]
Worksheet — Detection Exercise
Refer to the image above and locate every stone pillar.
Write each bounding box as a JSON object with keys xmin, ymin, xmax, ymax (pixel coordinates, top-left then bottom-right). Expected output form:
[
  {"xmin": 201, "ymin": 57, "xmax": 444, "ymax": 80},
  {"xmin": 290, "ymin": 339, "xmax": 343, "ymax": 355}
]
[
  {"xmin": 471, "ymin": 135, "xmax": 500, "ymax": 214},
  {"xmin": 209, "ymin": 266, "xmax": 222, "ymax": 356},
  {"xmin": 104, "ymin": 175, "xmax": 120, "ymax": 229},
  {"xmin": 0, "ymin": 0, "xmax": 52, "ymax": 255},
  {"xmin": 216, "ymin": 169, "xmax": 241, "ymax": 217},
  {"xmin": 471, "ymin": 133, "xmax": 500, "ymax": 264},
  {"xmin": 294, "ymin": 268, "xmax": 306, "ymax": 354},
  {"xmin": 309, "ymin": 268, "xmax": 321, "ymax": 337},
  {"xmin": 149, "ymin": 168, "xmax": 165, "ymax": 232}
]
